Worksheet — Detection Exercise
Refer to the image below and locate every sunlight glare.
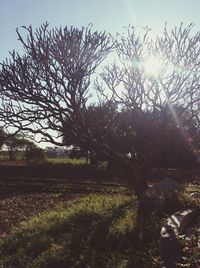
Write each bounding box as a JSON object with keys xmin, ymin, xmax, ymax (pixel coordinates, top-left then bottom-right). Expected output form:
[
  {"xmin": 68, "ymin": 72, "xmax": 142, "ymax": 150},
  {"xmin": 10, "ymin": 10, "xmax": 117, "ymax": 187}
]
[{"xmin": 143, "ymin": 55, "xmax": 162, "ymax": 77}]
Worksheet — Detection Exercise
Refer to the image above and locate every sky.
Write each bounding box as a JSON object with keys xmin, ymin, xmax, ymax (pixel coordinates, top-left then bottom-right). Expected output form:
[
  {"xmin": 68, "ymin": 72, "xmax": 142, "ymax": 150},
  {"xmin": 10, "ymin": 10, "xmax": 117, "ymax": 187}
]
[{"xmin": 0, "ymin": 0, "xmax": 200, "ymax": 61}]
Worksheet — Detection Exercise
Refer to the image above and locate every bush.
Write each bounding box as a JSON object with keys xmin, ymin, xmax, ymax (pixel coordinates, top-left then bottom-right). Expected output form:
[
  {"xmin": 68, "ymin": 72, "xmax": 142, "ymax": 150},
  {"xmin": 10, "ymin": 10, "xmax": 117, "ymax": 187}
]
[{"xmin": 24, "ymin": 146, "xmax": 46, "ymax": 164}]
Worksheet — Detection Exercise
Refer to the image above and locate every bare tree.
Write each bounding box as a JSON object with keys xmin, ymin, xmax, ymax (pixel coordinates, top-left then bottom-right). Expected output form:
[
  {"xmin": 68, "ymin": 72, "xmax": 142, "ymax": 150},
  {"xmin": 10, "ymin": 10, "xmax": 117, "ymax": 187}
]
[{"xmin": 0, "ymin": 23, "xmax": 113, "ymax": 145}]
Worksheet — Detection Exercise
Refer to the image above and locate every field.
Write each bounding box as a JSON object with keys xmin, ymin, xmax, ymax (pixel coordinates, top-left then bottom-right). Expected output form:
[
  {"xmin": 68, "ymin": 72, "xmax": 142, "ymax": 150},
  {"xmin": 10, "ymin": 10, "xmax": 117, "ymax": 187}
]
[
  {"xmin": 0, "ymin": 151, "xmax": 88, "ymax": 165},
  {"xmin": 0, "ymin": 164, "xmax": 200, "ymax": 267},
  {"xmin": 0, "ymin": 168, "xmax": 129, "ymax": 239}
]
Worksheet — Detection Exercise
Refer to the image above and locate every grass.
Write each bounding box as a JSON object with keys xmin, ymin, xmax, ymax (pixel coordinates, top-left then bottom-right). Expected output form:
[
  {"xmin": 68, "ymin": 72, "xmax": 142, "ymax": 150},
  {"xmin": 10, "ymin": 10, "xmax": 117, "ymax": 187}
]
[
  {"xmin": 0, "ymin": 181, "xmax": 194, "ymax": 268},
  {"xmin": 0, "ymin": 191, "xmax": 167, "ymax": 267},
  {"xmin": 0, "ymin": 170, "xmax": 199, "ymax": 267},
  {"xmin": 0, "ymin": 151, "xmax": 88, "ymax": 165},
  {"xmin": 0, "ymin": 194, "xmax": 140, "ymax": 268},
  {"xmin": 46, "ymin": 157, "xmax": 87, "ymax": 165}
]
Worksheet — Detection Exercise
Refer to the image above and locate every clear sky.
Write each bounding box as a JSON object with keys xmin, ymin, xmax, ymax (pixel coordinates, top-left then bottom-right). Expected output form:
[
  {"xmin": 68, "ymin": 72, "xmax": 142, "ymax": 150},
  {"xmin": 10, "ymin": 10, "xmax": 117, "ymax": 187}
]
[{"xmin": 0, "ymin": 0, "xmax": 200, "ymax": 61}]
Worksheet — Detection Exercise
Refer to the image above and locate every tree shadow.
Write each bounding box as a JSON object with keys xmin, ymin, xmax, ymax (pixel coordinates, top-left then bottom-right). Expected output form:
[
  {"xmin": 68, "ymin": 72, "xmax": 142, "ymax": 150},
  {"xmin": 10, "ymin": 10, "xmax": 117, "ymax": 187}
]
[{"xmin": 1, "ymin": 200, "xmax": 137, "ymax": 268}]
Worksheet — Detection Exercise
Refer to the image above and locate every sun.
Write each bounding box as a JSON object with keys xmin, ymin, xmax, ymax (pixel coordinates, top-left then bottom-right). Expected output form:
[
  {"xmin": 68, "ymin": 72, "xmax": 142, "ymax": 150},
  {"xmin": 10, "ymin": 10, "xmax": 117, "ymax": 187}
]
[{"xmin": 143, "ymin": 55, "xmax": 162, "ymax": 77}]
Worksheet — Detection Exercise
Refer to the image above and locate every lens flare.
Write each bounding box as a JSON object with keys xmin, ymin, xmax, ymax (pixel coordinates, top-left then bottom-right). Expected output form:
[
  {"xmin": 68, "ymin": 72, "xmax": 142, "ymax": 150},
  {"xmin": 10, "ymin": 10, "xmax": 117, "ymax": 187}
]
[{"xmin": 143, "ymin": 55, "xmax": 162, "ymax": 77}]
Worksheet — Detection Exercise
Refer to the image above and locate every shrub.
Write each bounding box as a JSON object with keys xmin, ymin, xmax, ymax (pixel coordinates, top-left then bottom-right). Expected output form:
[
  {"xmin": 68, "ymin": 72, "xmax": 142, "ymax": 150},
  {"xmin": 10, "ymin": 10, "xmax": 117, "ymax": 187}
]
[{"xmin": 24, "ymin": 145, "xmax": 46, "ymax": 164}]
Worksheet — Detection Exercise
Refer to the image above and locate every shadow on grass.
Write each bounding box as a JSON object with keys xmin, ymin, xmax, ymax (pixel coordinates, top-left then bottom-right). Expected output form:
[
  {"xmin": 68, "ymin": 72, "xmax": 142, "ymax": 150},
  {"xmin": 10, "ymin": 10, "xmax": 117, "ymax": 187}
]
[
  {"xmin": 0, "ymin": 195, "xmax": 140, "ymax": 268},
  {"xmin": 0, "ymin": 193, "xmax": 165, "ymax": 268}
]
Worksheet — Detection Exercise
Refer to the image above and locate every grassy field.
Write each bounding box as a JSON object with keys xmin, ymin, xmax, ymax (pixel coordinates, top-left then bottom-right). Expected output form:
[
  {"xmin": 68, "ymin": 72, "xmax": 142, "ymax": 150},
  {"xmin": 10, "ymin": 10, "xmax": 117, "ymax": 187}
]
[
  {"xmin": 0, "ymin": 150, "xmax": 88, "ymax": 165},
  {"xmin": 0, "ymin": 195, "xmax": 139, "ymax": 268},
  {"xmin": 46, "ymin": 157, "xmax": 87, "ymax": 165},
  {"xmin": 0, "ymin": 191, "xmax": 165, "ymax": 268},
  {"xmin": 0, "ymin": 173, "xmax": 162, "ymax": 267},
  {"xmin": 0, "ymin": 167, "xmax": 200, "ymax": 267}
]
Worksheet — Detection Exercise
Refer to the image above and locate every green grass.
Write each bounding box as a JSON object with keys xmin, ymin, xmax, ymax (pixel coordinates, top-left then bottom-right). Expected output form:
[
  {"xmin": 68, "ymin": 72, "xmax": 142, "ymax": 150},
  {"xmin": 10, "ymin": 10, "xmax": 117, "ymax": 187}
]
[
  {"xmin": 0, "ymin": 151, "xmax": 88, "ymax": 165},
  {"xmin": 46, "ymin": 157, "xmax": 87, "ymax": 165},
  {"xmin": 0, "ymin": 194, "xmax": 140, "ymax": 268},
  {"xmin": 2, "ymin": 182, "xmax": 199, "ymax": 267},
  {"xmin": 1, "ymin": 180, "xmax": 199, "ymax": 267},
  {"xmin": 0, "ymin": 193, "xmax": 163, "ymax": 267}
]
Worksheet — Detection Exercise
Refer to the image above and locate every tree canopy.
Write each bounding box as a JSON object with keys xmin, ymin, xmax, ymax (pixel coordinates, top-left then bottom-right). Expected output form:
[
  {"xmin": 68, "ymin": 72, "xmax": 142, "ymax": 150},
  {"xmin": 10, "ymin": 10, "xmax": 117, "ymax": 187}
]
[
  {"xmin": 0, "ymin": 23, "xmax": 199, "ymax": 191},
  {"xmin": 0, "ymin": 23, "xmax": 113, "ymax": 145}
]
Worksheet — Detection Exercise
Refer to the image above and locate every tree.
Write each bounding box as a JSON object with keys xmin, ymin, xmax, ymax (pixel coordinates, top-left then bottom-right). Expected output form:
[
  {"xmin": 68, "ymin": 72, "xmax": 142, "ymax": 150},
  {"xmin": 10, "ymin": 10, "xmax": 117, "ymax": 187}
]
[
  {"xmin": 0, "ymin": 23, "xmax": 113, "ymax": 145},
  {"xmin": 24, "ymin": 144, "xmax": 45, "ymax": 164},
  {"xmin": 151, "ymin": 105, "xmax": 198, "ymax": 168},
  {"xmin": 63, "ymin": 102, "xmax": 120, "ymax": 165},
  {"xmin": 4, "ymin": 134, "xmax": 33, "ymax": 161},
  {"xmin": 45, "ymin": 146, "xmax": 67, "ymax": 158},
  {"xmin": 96, "ymin": 24, "xmax": 200, "ymax": 192},
  {"xmin": 0, "ymin": 128, "xmax": 6, "ymax": 149},
  {"xmin": 1, "ymin": 23, "xmax": 200, "ymax": 250},
  {"xmin": 0, "ymin": 23, "xmax": 200, "ymax": 195}
]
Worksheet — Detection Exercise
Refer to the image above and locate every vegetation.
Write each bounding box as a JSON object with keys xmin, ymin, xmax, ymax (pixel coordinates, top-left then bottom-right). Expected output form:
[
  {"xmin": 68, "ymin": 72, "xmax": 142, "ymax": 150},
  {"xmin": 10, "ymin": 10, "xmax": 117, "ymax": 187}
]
[
  {"xmin": 24, "ymin": 145, "xmax": 46, "ymax": 164},
  {"xmin": 1, "ymin": 184, "xmax": 199, "ymax": 268},
  {"xmin": 0, "ymin": 22, "xmax": 199, "ymax": 267},
  {"xmin": 0, "ymin": 169, "xmax": 199, "ymax": 267},
  {"xmin": 0, "ymin": 133, "xmax": 46, "ymax": 164},
  {"xmin": 46, "ymin": 157, "xmax": 87, "ymax": 165},
  {"xmin": 0, "ymin": 192, "xmax": 172, "ymax": 268},
  {"xmin": 0, "ymin": 23, "xmax": 199, "ymax": 197},
  {"xmin": 0, "ymin": 195, "xmax": 138, "ymax": 268}
]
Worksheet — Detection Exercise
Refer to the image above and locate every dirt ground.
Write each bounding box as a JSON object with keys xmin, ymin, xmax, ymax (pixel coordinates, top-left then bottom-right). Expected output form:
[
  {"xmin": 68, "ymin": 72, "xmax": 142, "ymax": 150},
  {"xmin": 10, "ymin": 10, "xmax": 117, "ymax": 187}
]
[
  {"xmin": 0, "ymin": 165, "xmax": 199, "ymax": 240},
  {"xmin": 0, "ymin": 164, "xmax": 128, "ymax": 239},
  {"xmin": 0, "ymin": 192, "xmax": 80, "ymax": 239}
]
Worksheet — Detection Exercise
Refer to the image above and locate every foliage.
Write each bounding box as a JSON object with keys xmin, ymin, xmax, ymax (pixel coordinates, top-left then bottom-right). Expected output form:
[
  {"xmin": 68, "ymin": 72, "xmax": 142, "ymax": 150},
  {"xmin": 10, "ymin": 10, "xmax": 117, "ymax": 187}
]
[
  {"xmin": 24, "ymin": 145, "xmax": 46, "ymax": 164},
  {"xmin": 0, "ymin": 22, "xmax": 200, "ymax": 210},
  {"xmin": 0, "ymin": 128, "xmax": 6, "ymax": 149},
  {"xmin": 4, "ymin": 135, "xmax": 33, "ymax": 161},
  {"xmin": 62, "ymin": 24, "xmax": 200, "ymax": 191},
  {"xmin": 95, "ymin": 23, "xmax": 200, "ymax": 173},
  {"xmin": 0, "ymin": 24, "xmax": 199, "ymax": 166},
  {"xmin": 45, "ymin": 146, "xmax": 67, "ymax": 158},
  {"xmin": 67, "ymin": 147, "xmax": 88, "ymax": 159},
  {"xmin": 64, "ymin": 103, "xmax": 198, "ymax": 169}
]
